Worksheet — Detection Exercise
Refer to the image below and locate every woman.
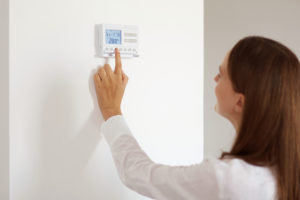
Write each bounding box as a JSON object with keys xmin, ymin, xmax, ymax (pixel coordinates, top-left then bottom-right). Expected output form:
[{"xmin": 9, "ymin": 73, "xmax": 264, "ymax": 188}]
[{"xmin": 93, "ymin": 36, "xmax": 300, "ymax": 200}]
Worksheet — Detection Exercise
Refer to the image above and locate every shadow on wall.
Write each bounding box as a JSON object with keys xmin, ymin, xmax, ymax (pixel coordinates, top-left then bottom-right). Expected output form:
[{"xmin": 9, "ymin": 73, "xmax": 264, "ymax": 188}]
[{"xmin": 36, "ymin": 69, "xmax": 105, "ymax": 199}]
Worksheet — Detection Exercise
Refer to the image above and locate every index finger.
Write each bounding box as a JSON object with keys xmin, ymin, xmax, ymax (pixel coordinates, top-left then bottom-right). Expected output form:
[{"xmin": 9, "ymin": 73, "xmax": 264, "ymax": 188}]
[{"xmin": 114, "ymin": 48, "xmax": 122, "ymax": 74}]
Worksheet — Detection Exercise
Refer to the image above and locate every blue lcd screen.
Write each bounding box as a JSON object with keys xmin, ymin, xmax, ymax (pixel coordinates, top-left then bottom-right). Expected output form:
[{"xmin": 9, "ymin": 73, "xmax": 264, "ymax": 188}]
[{"xmin": 105, "ymin": 29, "xmax": 122, "ymax": 44}]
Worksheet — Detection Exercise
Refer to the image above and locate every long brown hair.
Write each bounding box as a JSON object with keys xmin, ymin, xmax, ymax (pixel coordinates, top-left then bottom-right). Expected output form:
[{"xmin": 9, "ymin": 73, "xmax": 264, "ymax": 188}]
[{"xmin": 221, "ymin": 36, "xmax": 300, "ymax": 200}]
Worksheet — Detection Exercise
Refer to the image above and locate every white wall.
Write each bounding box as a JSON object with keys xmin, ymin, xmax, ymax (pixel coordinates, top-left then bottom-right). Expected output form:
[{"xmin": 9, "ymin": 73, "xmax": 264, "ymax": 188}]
[
  {"xmin": 0, "ymin": 0, "xmax": 9, "ymax": 198},
  {"xmin": 0, "ymin": 0, "xmax": 9, "ymax": 199},
  {"xmin": 204, "ymin": 0, "xmax": 300, "ymax": 157},
  {"xmin": 9, "ymin": 0, "xmax": 203, "ymax": 199}
]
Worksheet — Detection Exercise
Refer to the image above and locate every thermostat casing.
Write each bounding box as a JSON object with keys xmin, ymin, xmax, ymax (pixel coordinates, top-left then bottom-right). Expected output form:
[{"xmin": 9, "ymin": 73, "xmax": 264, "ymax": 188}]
[{"xmin": 96, "ymin": 24, "xmax": 139, "ymax": 58}]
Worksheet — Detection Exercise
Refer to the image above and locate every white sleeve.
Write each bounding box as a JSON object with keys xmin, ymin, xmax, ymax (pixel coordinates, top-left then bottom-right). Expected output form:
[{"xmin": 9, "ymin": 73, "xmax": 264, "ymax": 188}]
[{"xmin": 101, "ymin": 115, "xmax": 222, "ymax": 200}]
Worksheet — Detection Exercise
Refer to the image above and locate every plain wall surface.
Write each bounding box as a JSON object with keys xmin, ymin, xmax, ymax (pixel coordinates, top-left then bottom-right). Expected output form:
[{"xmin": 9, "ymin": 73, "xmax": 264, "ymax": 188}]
[
  {"xmin": 0, "ymin": 0, "xmax": 9, "ymax": 198},
  {"xmin": 9, "ymin": 0, "xmax": 203, "ymax": 199},
  {"xmin": 204, "ymin": 0, "xmax": 300, "ymax": 157}
]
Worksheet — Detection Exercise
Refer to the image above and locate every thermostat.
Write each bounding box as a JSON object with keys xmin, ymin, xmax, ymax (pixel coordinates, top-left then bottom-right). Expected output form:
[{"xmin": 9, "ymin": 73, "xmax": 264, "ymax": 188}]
[{"xmin": 96, "ymin": 24, "xmax": 139, "ymax": 58}]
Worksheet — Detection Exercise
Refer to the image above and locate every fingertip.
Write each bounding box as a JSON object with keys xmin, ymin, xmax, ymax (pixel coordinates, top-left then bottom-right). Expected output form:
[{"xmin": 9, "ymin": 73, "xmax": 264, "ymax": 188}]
[
  {"xmin": 93, "ymin": 73, "xmax": 98, "ymax": 80},
  {"xmin": 94, "ymin": 73, "xmax": 100, "ymax": 82},
  {"xmin": 97, "ymin": 66, "xmax": 103, "ymax": 73}
]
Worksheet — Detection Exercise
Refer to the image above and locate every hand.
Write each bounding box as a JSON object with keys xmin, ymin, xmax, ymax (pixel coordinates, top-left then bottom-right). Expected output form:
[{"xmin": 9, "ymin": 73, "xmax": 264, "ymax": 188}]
[{"xmin": 93, "ymin": 48, "xmax": 129, "ymax": 121}]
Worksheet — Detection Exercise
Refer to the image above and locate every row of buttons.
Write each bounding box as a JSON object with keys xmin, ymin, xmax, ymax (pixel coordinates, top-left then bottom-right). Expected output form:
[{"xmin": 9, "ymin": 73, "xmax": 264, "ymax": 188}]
[{"xmin": 105, "ymin": 47, "xmax": 137, "ymax": 52}]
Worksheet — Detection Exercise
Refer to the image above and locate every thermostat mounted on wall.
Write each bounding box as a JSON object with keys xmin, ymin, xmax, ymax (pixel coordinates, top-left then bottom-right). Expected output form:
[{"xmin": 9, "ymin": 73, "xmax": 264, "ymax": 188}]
[{"xmin": 96, "ymin": 24, "xmax": 139, "ymax": 58}]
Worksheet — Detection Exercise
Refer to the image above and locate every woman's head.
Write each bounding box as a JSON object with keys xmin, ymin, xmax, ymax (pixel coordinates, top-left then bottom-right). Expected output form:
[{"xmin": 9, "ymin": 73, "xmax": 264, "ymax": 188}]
[{"xmin": 218, "ymin": 36, "xmax": 300, "ymax": 199}]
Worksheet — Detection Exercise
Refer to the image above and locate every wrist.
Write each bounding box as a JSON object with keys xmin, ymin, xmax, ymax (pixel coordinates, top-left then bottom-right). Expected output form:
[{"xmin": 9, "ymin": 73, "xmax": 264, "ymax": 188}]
[{"xmin": 102, "ymin": 109, "xmax": 122, "ymax": 121}]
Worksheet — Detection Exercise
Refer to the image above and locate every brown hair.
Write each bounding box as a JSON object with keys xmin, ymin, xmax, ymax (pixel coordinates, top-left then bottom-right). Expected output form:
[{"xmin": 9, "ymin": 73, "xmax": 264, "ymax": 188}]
[{"xmin": 221, "ymin": 36, "xmax": 300, "ymax": 200}]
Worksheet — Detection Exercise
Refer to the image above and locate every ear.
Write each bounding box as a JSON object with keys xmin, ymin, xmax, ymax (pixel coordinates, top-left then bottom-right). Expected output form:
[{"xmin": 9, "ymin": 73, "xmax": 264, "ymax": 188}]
[{"xmin": 234, "ymin": 93, "xmax": 245, "ymax": 113}]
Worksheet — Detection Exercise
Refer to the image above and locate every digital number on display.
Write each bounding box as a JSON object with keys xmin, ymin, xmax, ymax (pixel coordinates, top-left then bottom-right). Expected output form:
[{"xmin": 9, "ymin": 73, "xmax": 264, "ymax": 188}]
[{"xmin": 105, "ymin": 30, "xmax": 122, "ymax": 44}]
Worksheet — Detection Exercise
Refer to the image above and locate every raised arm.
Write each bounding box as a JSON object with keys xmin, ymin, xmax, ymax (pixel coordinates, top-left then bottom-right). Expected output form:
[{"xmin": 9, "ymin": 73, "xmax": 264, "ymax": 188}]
[{"xmin": 101, "ymin": 115, "xmax": 221, "ymax": 200}]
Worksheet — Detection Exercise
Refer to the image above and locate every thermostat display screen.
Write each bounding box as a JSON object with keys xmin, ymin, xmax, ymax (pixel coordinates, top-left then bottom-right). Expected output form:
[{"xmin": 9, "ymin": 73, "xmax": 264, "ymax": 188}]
[{"xmin": 105, "ymin": 30, "xmax": 122, "ymax": 44}]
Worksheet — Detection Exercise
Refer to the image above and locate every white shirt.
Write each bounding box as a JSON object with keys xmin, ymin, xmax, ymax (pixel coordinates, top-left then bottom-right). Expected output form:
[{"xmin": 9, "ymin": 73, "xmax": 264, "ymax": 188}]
[{"xmin": 100, "ymin": 115, "xmax": 277, "ymax": 200}]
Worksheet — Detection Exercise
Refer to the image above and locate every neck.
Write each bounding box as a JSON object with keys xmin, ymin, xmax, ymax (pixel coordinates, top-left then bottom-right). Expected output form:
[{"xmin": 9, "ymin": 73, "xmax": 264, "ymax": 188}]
[{"xmin": 228, "ymin": 114, "xmax": 241, "ymax": 133}]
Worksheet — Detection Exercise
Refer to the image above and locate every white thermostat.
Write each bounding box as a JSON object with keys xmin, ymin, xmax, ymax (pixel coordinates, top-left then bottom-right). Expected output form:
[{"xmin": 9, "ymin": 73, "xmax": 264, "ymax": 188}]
[{"xmin": 96, "ymin": 24, "xmax": 139, "ymax": 58}]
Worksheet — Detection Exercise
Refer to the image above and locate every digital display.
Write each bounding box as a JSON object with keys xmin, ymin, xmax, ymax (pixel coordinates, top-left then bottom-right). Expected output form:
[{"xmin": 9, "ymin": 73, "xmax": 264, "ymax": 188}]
[{"xmin": 105, "ymin": 29, "xmax": 122, "ymax": 44}]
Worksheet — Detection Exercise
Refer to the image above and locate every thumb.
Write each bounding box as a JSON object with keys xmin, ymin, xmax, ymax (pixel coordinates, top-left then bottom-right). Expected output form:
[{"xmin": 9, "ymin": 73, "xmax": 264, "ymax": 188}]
[{"xmin": 122, "ymin": 72, "xmax": 129, "ymax": 86}]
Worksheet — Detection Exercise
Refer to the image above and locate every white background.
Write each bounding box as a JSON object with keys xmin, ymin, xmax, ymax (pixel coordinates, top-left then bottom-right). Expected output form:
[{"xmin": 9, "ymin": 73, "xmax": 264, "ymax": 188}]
[{"xmin": 9, "ymin": 0, "xmax": 203, "ymax": 199}]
